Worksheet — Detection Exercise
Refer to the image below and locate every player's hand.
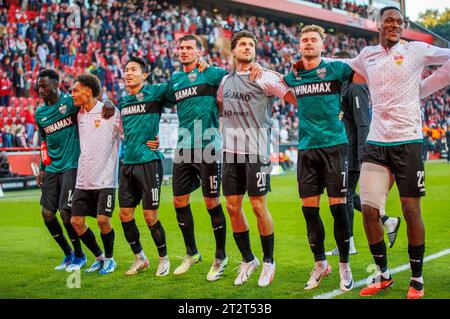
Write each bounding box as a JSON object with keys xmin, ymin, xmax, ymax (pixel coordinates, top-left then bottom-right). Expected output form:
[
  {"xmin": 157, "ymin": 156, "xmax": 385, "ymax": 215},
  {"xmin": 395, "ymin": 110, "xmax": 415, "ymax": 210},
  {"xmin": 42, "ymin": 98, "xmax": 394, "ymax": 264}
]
[
  {"xmin": 400, "ymin": 39, "xmax": 408, "ymax": 44},
  {"xmin": 197, "ymin": 58, "xmax": 209, "ymax": 72},
  {"xmin": 248, "ymin": 62, "xmax": 263, "ymax": 81},
  {"xmin": 36, "ymin": 170, "xmax": 45, "ymax": 188},
  {"xmin": 102, "ymin": 100, "xmax": 116, "ymax": 119},
  {"xmin": 146, "ymin": 136, "xmax": 160, "ymax": 151},
  {"xmin": 339, "ymin": 111, "xmax": 344, "ymax": 121},
  {"xmin": 291, "ymin": 60, "xmax": 304, "ymax": 76}
]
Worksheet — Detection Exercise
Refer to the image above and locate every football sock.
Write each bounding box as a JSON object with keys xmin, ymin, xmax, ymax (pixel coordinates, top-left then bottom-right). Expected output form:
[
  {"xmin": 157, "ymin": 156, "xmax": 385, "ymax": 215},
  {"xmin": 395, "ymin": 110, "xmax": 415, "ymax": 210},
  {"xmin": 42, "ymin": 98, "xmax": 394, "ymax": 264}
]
[
  {"xmin": 233, "ymin": 230, "xmax": 255, "ymax": 263},
  {"xmin": 44, "ymin": 218, "xmax": 72, "ymax": 256},
  {"xmin": 121, "ymin": 219, "xmax": 143, "ymax": 255},
  {"xmin": 369, "ymin": 240, "xmax": 389, "ymax": 275},
  {"xmin": 79, "ymin": 228, "xmax": 103, "ymax": 258},
  {"xmin": 175, "ymin": 204, "xmax": 198, "ymax": 256},
  {"xmin": 260, "ymin": 233, "xmax": 274, "ymax": 264},
  {"xmin": 302, "ymin": 206, "xmax": 326, "ymax": 262},
  {"xmin": 330, "ymin": 204, "xmax": 351, "ymax": 263},
  {"xmin": 207, "ymin": 204, "xmax": 227, "ymax": 260},
  {"xmin": 346, "ymin": 201, "xmax": 355, "ymax": 237},
  {"xmin": 148, "ymin": 220, "xmax": 167, "ymax": 257},
  {"xmin": 63, "ymin": 221, "xmax": 84, "ymax": 258},
  {"xmin": 100, "ymin": 229, "xmax": 115, "ymax": 259},
  {"xmin": 409, "ymin": 244, "xmax": 425, "ymax": 279}
]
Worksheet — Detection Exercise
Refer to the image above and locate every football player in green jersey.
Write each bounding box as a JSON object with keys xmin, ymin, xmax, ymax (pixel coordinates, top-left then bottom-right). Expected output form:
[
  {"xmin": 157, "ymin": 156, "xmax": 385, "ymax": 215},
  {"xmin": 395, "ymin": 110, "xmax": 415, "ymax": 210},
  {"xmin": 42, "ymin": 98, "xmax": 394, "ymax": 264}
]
[
  {"xmin": 35, "ymin": 69, "xmax": 115, "ymax": 272},
  {"xmin": 283, "ymin": 25, "xmax": 365, "ymax": 292},
  {"xmin": 165, "ymin": 34, "xmax": 262, "ymax": 281},
  {"xmin": 118, "ymin": 57, "xmax": 171, "ymax": 276}
]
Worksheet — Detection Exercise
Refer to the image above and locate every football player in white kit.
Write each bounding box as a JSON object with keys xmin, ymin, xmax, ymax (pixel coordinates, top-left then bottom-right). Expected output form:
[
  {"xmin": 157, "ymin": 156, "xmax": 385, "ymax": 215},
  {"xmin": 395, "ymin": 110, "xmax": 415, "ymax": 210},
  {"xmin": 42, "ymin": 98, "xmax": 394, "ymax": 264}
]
[
  {"xmin": 344, "ymin": 7, "xmax": 450, "ymax": 298},
  {"xmin": 70, "ymin": 74, "xmax": 121, "ymax": 275}
]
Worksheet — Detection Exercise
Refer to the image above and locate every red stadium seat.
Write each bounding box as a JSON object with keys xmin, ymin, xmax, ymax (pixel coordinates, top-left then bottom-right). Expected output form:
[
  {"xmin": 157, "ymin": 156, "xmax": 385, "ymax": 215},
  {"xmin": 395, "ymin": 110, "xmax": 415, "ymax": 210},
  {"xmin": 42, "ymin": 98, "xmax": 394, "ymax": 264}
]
[
  {"xmin": 11, "ymin": 97, "xmax": 20, "ymax": 108},
  {"xmin": 28, "ymin": 97, "xmax": 36, "ymax": 107},
  {"xmin": 10, "ymin": 96, "xmax": 17, "ymax": 107},
  {"xmin": 2, "ymin": 107, "xmax": 7, "ymax": 117},
  {"xmin": 0, "ymin": 117, "xmax": 3, "ymax": 128},
  {"xmin": 19, "ymin": 97, "xmax": 27, "ymax": 107}
]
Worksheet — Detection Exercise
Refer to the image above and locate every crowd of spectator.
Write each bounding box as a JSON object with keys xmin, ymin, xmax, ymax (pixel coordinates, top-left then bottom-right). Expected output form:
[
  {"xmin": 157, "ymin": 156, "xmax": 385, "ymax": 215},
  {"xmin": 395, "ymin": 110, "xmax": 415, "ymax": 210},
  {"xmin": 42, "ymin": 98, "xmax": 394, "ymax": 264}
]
[
  {"xmin": 0, "ymin": 0, "xmax": 448, "ymax": 160},
  {"xmin": 303, "ymin": 0, "xmax": 369, "ymax": 18}
]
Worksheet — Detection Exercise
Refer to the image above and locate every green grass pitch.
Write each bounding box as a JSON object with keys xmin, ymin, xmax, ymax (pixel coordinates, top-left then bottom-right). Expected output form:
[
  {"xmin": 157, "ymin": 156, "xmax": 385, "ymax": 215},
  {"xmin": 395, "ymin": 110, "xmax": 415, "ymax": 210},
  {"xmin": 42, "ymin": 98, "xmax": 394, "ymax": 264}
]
[{"xmin": 1, "ymin": 162, "xmax": 449, "ymax": 299}]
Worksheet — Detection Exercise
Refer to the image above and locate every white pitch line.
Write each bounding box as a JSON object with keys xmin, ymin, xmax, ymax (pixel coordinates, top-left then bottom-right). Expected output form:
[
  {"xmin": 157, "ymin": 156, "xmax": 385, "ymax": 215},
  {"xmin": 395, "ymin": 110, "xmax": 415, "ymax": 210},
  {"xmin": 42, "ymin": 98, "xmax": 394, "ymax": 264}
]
[{"xmin": 313, "ymin": 248, "xmax": 450, "ymax": 299}]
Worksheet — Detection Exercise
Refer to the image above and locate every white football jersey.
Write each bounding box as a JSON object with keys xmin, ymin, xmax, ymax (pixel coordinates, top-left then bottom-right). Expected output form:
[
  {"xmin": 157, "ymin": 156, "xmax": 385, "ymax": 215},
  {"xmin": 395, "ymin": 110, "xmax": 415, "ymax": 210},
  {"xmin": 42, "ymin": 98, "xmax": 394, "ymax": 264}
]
[
  {"xmin": 76, "ymin": 101, "xmax": 121, "ymax": 189},
  {"xmin": 347, "ymin": 41, "xmax": 450, "ymax": 144},
  {"xmin": 420, "ymin": 59, "xmax": 450, "ymax": 98}
]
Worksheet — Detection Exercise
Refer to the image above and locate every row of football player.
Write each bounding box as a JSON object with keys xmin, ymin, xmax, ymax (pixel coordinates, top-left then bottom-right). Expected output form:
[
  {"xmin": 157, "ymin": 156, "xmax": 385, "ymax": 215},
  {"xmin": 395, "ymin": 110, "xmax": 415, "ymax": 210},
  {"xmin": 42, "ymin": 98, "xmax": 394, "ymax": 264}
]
[{"xmin": 35, "ymin": 7, "xmax": 450, "ymax": 298}]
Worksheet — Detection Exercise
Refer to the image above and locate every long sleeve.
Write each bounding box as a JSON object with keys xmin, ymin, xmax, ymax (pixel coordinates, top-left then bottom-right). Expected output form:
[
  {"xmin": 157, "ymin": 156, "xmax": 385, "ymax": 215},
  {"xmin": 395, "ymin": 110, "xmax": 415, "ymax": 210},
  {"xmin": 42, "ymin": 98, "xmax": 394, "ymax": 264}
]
[{"xmin": 420, "ymin": 60, "xmax": 450, "ymax": 98}]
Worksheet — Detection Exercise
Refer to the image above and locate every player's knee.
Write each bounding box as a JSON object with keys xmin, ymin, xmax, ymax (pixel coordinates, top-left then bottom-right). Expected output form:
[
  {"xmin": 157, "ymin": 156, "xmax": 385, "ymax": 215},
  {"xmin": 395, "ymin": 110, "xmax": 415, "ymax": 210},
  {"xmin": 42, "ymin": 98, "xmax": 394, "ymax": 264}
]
[
  {"xmin": 204, "ymin": 197, "xmax": 220, "ymax": 210},
  {"xmin": 226, "ymin": 201, "xmax": 239, "ymax": 216},
  {"xmin": 173, "ymin": 196, "xmax": 189, "ymax": 208},
  {"xmin": 400, "ymin": 197, "xmax": 421, "ymax": 215},
  {"xmin": 70, "ymin": 217, "xmax": 84, "ymax": 231},
  {"xmin": 41, "ymin": 208, "xmax": 55, "ymax": 223},
  {"xmin": 60, "ymin": 210, "xmax": 71, "ymax": 224},
  {"xmin": 119, "ymin": 208, "xmax": 133, "ymax": 222},
  {"xmin": 361, "ymin": 205, "xmax": 380, "ymax": 223},
  {"xmin": 249, "ymin": 198, "xmax": 266, "ymax": 218},
  {"xmin": 329, "ymin": 196, "xmax": 346, "ymax": 205},
  {"xmin": 144, "ymin": 211, "xmax": 158, "ymax": 226},
  {"xmin": 97, "ymin": 216, "xmax": 111, "ymax": 231}
]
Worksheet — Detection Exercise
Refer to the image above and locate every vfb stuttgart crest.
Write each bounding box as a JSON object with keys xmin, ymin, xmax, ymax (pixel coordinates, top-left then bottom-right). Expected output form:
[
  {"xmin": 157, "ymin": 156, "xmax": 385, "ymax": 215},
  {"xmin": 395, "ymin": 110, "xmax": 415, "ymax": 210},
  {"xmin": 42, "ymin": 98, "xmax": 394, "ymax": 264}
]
[
  {"xmin": 394, "ymin": 53, "xmax": 404, "ymax": 66},
  {"xmin": 94, "ymin": 117, "xmax": 101, "ymax": 128},
  {"xmin": 316, "ymin": 67, "xmax": 327, "ymax": 79},
  {"xmin": 136, "ymin": 92, "xmax": 144, "ymax": 101},
  {"xmin": 188, "ymin": 72, "xmax": 197, "ymax": 83},
  {"xmin": 59, "ymin": 104, "xmax": 67, "ymax": 114}
]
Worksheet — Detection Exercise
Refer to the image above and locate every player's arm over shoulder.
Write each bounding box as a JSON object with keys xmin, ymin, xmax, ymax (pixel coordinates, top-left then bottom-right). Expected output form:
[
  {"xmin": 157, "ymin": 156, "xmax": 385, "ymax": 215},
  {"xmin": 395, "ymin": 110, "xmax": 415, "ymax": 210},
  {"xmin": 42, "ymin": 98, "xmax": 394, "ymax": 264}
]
[
  {"xmin": 205, "ymin": 65, "xmax": 229, "ymax": 86},
  {"xmin": 257, "ymin": 69, "xmax": 297, "ymax": 105}
]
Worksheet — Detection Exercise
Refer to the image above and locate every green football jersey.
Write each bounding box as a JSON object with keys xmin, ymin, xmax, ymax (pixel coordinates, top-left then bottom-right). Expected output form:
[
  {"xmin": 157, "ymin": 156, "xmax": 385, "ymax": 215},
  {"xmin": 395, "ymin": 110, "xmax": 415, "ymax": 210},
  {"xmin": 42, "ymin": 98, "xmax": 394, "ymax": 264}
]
[
  {"xmin": 284, "ymin": 59, "xmax": 353, "ymax": 150},
  {"xmin": 35, "ymin": 93, "xmax": 80, "ymax": 173},
  {"xmin": 165, "ymin": 66, "xmax": 227, "ymax": 150},
  {"xmin": 118, "ymin": 83, "xmax": 166, "ymax": 164}
]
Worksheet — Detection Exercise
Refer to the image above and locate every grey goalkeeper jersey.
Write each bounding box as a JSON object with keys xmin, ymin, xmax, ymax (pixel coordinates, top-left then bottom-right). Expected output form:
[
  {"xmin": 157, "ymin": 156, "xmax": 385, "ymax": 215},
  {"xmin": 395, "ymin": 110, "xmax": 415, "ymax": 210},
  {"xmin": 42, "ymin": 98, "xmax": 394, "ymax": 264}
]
[{"xmin": 217, "ymin": 70, "xmax": 289, "ymax": 157}]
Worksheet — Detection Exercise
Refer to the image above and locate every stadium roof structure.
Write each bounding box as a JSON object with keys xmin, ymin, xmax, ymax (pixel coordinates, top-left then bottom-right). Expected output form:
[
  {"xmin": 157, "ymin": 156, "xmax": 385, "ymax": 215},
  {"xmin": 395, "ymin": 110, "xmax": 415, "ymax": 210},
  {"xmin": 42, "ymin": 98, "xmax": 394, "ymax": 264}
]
[{"xmin": 224, "ymin": 0, "xmax": 446, "ymax": 46}]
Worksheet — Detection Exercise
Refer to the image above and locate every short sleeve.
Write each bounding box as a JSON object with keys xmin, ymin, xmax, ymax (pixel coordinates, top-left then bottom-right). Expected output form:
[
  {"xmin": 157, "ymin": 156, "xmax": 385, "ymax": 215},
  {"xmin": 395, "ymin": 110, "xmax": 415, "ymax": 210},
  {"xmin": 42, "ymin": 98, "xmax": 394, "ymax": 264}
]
[
  {"xmin": 208, "ymin": 66, "xmax": 228, "ymax": 86},
  {"xmin": 335, "ymin": 61, "xmax": 355, "ymax": 83},
  {"xmin": 283, "ymin": 71, "xmax": 296, "ymax": 87},
  {"xmin": 155, "ymin": 83, "xmax": 168, "ymax": 102},
  {"xmin": 217, "ymin": 75, "xmax": 230, "ymax": 103},
  {"xmin": 346, "ymin": 48, "xmax": 368, "ymax": 81},
  {"xmin": 164, "ymin": 79, "xmax": 176, "ymax": 107}
]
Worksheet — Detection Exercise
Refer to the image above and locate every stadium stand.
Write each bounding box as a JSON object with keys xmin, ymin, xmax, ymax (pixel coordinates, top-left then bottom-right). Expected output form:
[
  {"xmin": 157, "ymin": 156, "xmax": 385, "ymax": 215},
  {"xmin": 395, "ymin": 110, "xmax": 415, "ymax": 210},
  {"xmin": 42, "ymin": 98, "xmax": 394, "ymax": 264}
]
[{"xmin": 0, "ymin": 0, "xmax": 448, "ymax": 159}]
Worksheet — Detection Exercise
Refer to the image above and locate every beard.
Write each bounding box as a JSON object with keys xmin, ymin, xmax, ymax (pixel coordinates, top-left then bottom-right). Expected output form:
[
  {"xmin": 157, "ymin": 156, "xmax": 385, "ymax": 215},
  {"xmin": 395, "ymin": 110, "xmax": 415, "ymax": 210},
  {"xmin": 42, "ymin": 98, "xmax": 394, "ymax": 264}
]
[{"xmin": 236, "ymin": 55, "xmax": 255, "ymax": 63}]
